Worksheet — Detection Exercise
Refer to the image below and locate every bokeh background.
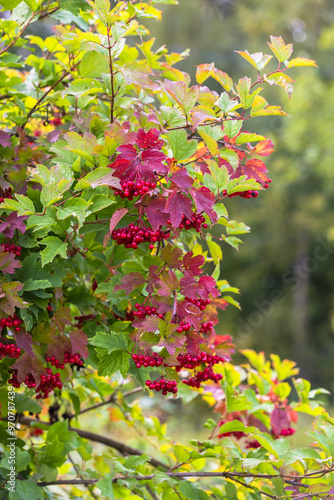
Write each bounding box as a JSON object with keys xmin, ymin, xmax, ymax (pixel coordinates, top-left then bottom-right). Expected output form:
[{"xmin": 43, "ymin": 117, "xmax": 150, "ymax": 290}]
[{"xmin": 144, "ymin": 0, "xmax": 334, "ymax": 396}]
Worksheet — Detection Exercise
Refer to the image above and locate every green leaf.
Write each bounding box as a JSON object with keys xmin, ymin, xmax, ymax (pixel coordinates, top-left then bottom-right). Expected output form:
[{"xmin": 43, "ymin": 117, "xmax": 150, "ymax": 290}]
[
  {"xmin": 235, "ymin": 50, "xmax": 272, "ymax": 71},
  {"xmin": 179, "ymin": 481, "xmax": 210, "ymax": 500},
  {"xmin": 97, "ymin": 349, "xmax": 130, "ymax": 377},
  {"xmin": 0, "ymin": 194, "xmax": 35, "ymax": 216},
  {"xmin": 59, "ymin": 0, "xmax": 90, "ymax": 15},
  {"xmin": 14, "ymin": 394, "xmax": 42, "ymax": 414},
  {"xmin": 219, "ymin": 148, "xmax": 239, "ymax": 169},
  {"xmin": 80, "ymin": 50, "xmax": 109, "ymax": 78},
  {"xmin": 22, "ymin": 279, "xmax": 52, "ymax": 292},
  {"xmin": 168, "ymin": 129, "xmax": 197, "ymax": 161},
  {"xmin": 39, "ymin": 236, "xmax": 68, "ymax": 267},
  {"xmin": 9, "ymin": 480, "xmax": 44, "ymax": 500},
  {"xmin": 75, "ymin": 167, "xmax": 120, "ymax": 191},
  {"xmin": 96, "ymin": 475, "xmax": 115, "ymax": 499},
  {"xmin": 207, "ymin": 238, "xmax": 222, "ymax": 264},
  {"xmin": 91, "ymin": 332, "xmax": 128, "ymax": 353}
]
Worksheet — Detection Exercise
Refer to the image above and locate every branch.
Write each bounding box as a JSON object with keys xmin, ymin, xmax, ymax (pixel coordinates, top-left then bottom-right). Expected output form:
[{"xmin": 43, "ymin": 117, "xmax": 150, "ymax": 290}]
[
  {"xmin": 0, "ymin": 13, "xmax": 34, "ymax": 57},
  {"xmin": 76, "ymin": 386, "xmax": 143, "ymax": 417},
  {"xmin": 106, "ymin": 26, "xmax": 115, "ymax": 123},
  {"xmin": 22, "ymin": 61, "xmax": 80, "ymax": 129},
  {"xmin": 16, "ymin": 415, "xmax": 168, "ymax": 470}
]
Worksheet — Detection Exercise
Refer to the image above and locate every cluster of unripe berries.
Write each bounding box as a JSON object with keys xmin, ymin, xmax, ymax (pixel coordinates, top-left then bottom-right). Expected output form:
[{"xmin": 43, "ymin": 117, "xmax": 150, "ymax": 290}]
[
  {"xmin": 132, "ymin": 353, "xmax": 163, "ymax": 368},
  {"xmin": 113, "ymin": 179, "xmax": 157, "ymax": 200},
  {"xmin": 45, "ymin": 351, "xmax": 83, "ymax": 369},
  {"xmin": 167, "ymin": 213, "xmax": 208, "ymax": 232},
  {"xmin": 112, "ymin": 223, "xmax": 169, "ymax": 250},
  {"xmin": 185, "ymin": 297, "xmax": 211, "ymax": 311},
  {"xmin": 176, "ymin": 352, "xmax": 224, "ymax": 370},
  {"xmin": 183, "ymin": 367, "xmax": 223, "ymax": 388},
  {"xmin": 1, "ymin": 243, "xmax": 21, "ymax": 257},
  {"xmin": 133, "ymin": 304, "xmax": 164, "ymax": 319},
  {"xmin": 0, "ymin": 314, "xmax": 23, "ymax": 332},
  {"xmin": 200, "ymin": 321, "xmax": 214, "ymax": 334},
  {"xmin": 145, "ymin": 378, "xmax": 178, "ymax": 395},
  {"xmin": 8, "ymin": 369, "xmax": 63, "ymax": 399},
  {"xmin": 0, "ymin": 342, "xmax": 21, "ymax": 359},
  {"xmin": 0, "ymin": 187, "xmax": 13, "ymax": 203}
]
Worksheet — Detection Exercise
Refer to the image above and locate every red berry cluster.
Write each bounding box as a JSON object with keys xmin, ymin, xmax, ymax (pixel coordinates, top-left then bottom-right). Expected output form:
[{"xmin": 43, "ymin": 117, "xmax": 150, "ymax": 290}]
[
  {"xmin": 145, "ymin": 378, "xmax": 178, "ymax": 395},
  {"xmin": 46, "ymin": 351, "xmax": 83, "ymax": 369},
  {"xmin": 176, "ymin": 352, "xmax": 224, "ymax": 370},
  {"xmin": 185, "ymin": 297, "xmax": 211, "ymax": 311},
  {"xmin": 183, "ymin": 366, "xmax": 223, "ymax": 388},
  {"xmin": 0, "ymin": 187, "xmax": 12, "ymax": 203},
  {"xmin": 167, "ymin": 213, "xmax": 208, "ymax": 232},
  {"xmin": 113, "ymin": 179, "xmax": 156, "ymax": 200},
  {"xmin": 133, "ymin": 303, "xmax": 164, "ymax": 319},
  {"xmin": 200, "ymin": 321, "xmax": 214, "ymax": 333},
  {"xmin": 1, "ymin": 243, "xmax": 21, "ymax": 256},
  {"xmin": 245, "ymin": 440, "xmax": 261, "ymax": 449},
  {"xmin": 112, "ymin": 223, "xmax": 169, "ymax": 250},
  {"xmin": 278, "ymin": 427, "xmax": 295, "ymax": 437},
  {"xmin": 132, "ymin": 353, "xmax": 163, "ymax": 368},
  {"xmin": 176, "ymin": 321, "xmax": 191, "ymax": 333},
  {"xmin": 50, "ymin": 117, "xmax": 62, "ymax": 126},
  {"xmin": 0, "ymin": 342, "xmax": 21, "ymax": 359},
  {"xmin": 8, "ymin": 369, "xmax": 63, "ymax": 399},
  {"xmin": 0, "ymin": 314, "xmax": 23, "ymax": 332},
  {"xmin": 29, "ymin": 427, "xmax": 44, "ymax": 437},
  {"xmin": 228, "ymin": 190, "xmax": 259, "ymax": 199}
]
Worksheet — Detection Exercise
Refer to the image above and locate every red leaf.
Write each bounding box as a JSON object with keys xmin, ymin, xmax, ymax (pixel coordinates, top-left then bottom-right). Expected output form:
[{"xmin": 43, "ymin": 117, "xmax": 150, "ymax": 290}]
[
  {"xmin": 0, "ymin": 213, "xmax": 27, "ymax": 238},
  {"xmin": 145, "ymin": 195, "xmax": 170, "ymax": 231},
  {"xmin": 0, "ymin": 131, "xmax": 11, "ymax": 148},
  {"xmin": 235, "ymin": 158, "xmax": 269, "ymax": 184},
  {"xmin": 198, "ymin": 275, "xmax": 218, "ymax": 296},
  {"xmin": 270, "ymin": 408, "xmax": 291, "ymax": 436},
  {"xmin": 12, "ymin": 352, "xmax": 45, "ymax": 383},
  {"xmin": 70, "ymin": 329, "xmax": 89, "ymax": 359},
  {"xmin": 253, "ymin": 139, "xmax": 274, "ymax": 157},
  {"xmin": 13, "ymin": 331, "xmax": 34, "ymax": 358},
  {"xmin": 156, "ymin": 270, "xmax": 179, "ymax": 296},
  {"xmin": 0, "ymin": 252, "xmax": 21, "ymax": 274},
  {"xmin": 158, "ymin": 333, "xmax": 185, "ymax": 355},
  {"xmin": 104, "ymin": 208, "xmax": 128, "ymax": 247},
  {"xmin": 114, "ymin": 272, "xmax": 146, "ymax": 293},
  {"xmin": 183, "ymin": 251, "xmax": 205, "ymax": 276},
  {"xmin": 136, "ymin": 128, "xmax": 163, "ymax": 150},
  {"xmin": 170, "ymin": 169, "xmax": 193, "ymax": 190},
  {"xmin": 164, "ymin": 190, "xmax": 193, "ymax": 228},
  {"xmin": 191, "ymin": 186, "xmax": 217, "ymax": 222}
]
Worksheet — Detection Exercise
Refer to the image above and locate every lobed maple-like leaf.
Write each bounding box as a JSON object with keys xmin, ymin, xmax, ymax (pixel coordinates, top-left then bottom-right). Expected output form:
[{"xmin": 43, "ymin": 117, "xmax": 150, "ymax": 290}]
[
  {"xmin": 0, "ymin": 212, "xmax": 27, "ymax": 238},
  {"xmin": 145, "ymin": 195, "xmax": 170, "ymax": 231},
  {"xmin": 234, "ymin": 158, "xmax": 269, "ymax": 184},
  {"xmin": 12, "ymin": 352, "xmax": 45, "ymax": 384},
  {"xmin": 110, "ymin": 128, "xmax": 168, "ymax": 182},
  {"xmin": 164, "ymin": 190, "xmax": 193, "ymax": 228},
  {"xmin": 252, "ymin": 139, "xmax": 274, "ymax": 157},
  {"xmin": 114, "ymin": 272, "xmax": 146, "ymax": 293},
  {"xmin": 170, "ymin": 168, "xmax": 193, "ymax": 190},
  {"xmin": 183, "ymin": 251, "xmax": 205, "ymax": 276},
  {"xmin": 191, "ymin": 186, "xmax": 217, "ymax": 222},
  {"xmin": 70, "ymin": 329, "xmax": 89, "ymax": 359},
  {"xmin": 13, "ymin": 331, "xmax": 34, "ymax": 358},
  {"xmin": 0, "ymin": 252, "xmax": 21, "ymax": 274},
  {"xmin": 161, "ymin": 243, "xmax": 183, "ymax": 269}
]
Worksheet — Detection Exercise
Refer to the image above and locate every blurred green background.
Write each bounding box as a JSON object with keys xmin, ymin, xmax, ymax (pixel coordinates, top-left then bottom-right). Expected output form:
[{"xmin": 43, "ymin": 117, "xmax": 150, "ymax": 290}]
[{"xmin": 145, "ymin": 0, "xmax": 334, "ymax": 395}]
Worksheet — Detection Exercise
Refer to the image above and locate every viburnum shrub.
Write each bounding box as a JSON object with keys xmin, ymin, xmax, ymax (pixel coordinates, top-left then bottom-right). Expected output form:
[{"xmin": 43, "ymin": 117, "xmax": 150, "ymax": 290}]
[{"xmin": 0, "ymin": 1, "xmax": 331, "ymax": 499}]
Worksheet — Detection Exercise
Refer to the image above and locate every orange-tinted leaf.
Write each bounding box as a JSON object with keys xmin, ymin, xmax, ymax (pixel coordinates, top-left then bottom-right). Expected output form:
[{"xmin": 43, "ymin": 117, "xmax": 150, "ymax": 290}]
[
  {"xmin": 196, "ymin": 62, "xmax": 215, "ymax": 84},
  {"xmin": 286, "ymin": 57, "xmax": 318, "ymax": 68},
  {"xmin": 211, "ymin": 68, "xmax": 233, "ymax": 92},
  {"xmin": 253, "ymin": 139, "xmax": 275, "ymax": 157},
  {"xmin": 267, "ymin": 36, "xmax": 293, "ymax": 63}
]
